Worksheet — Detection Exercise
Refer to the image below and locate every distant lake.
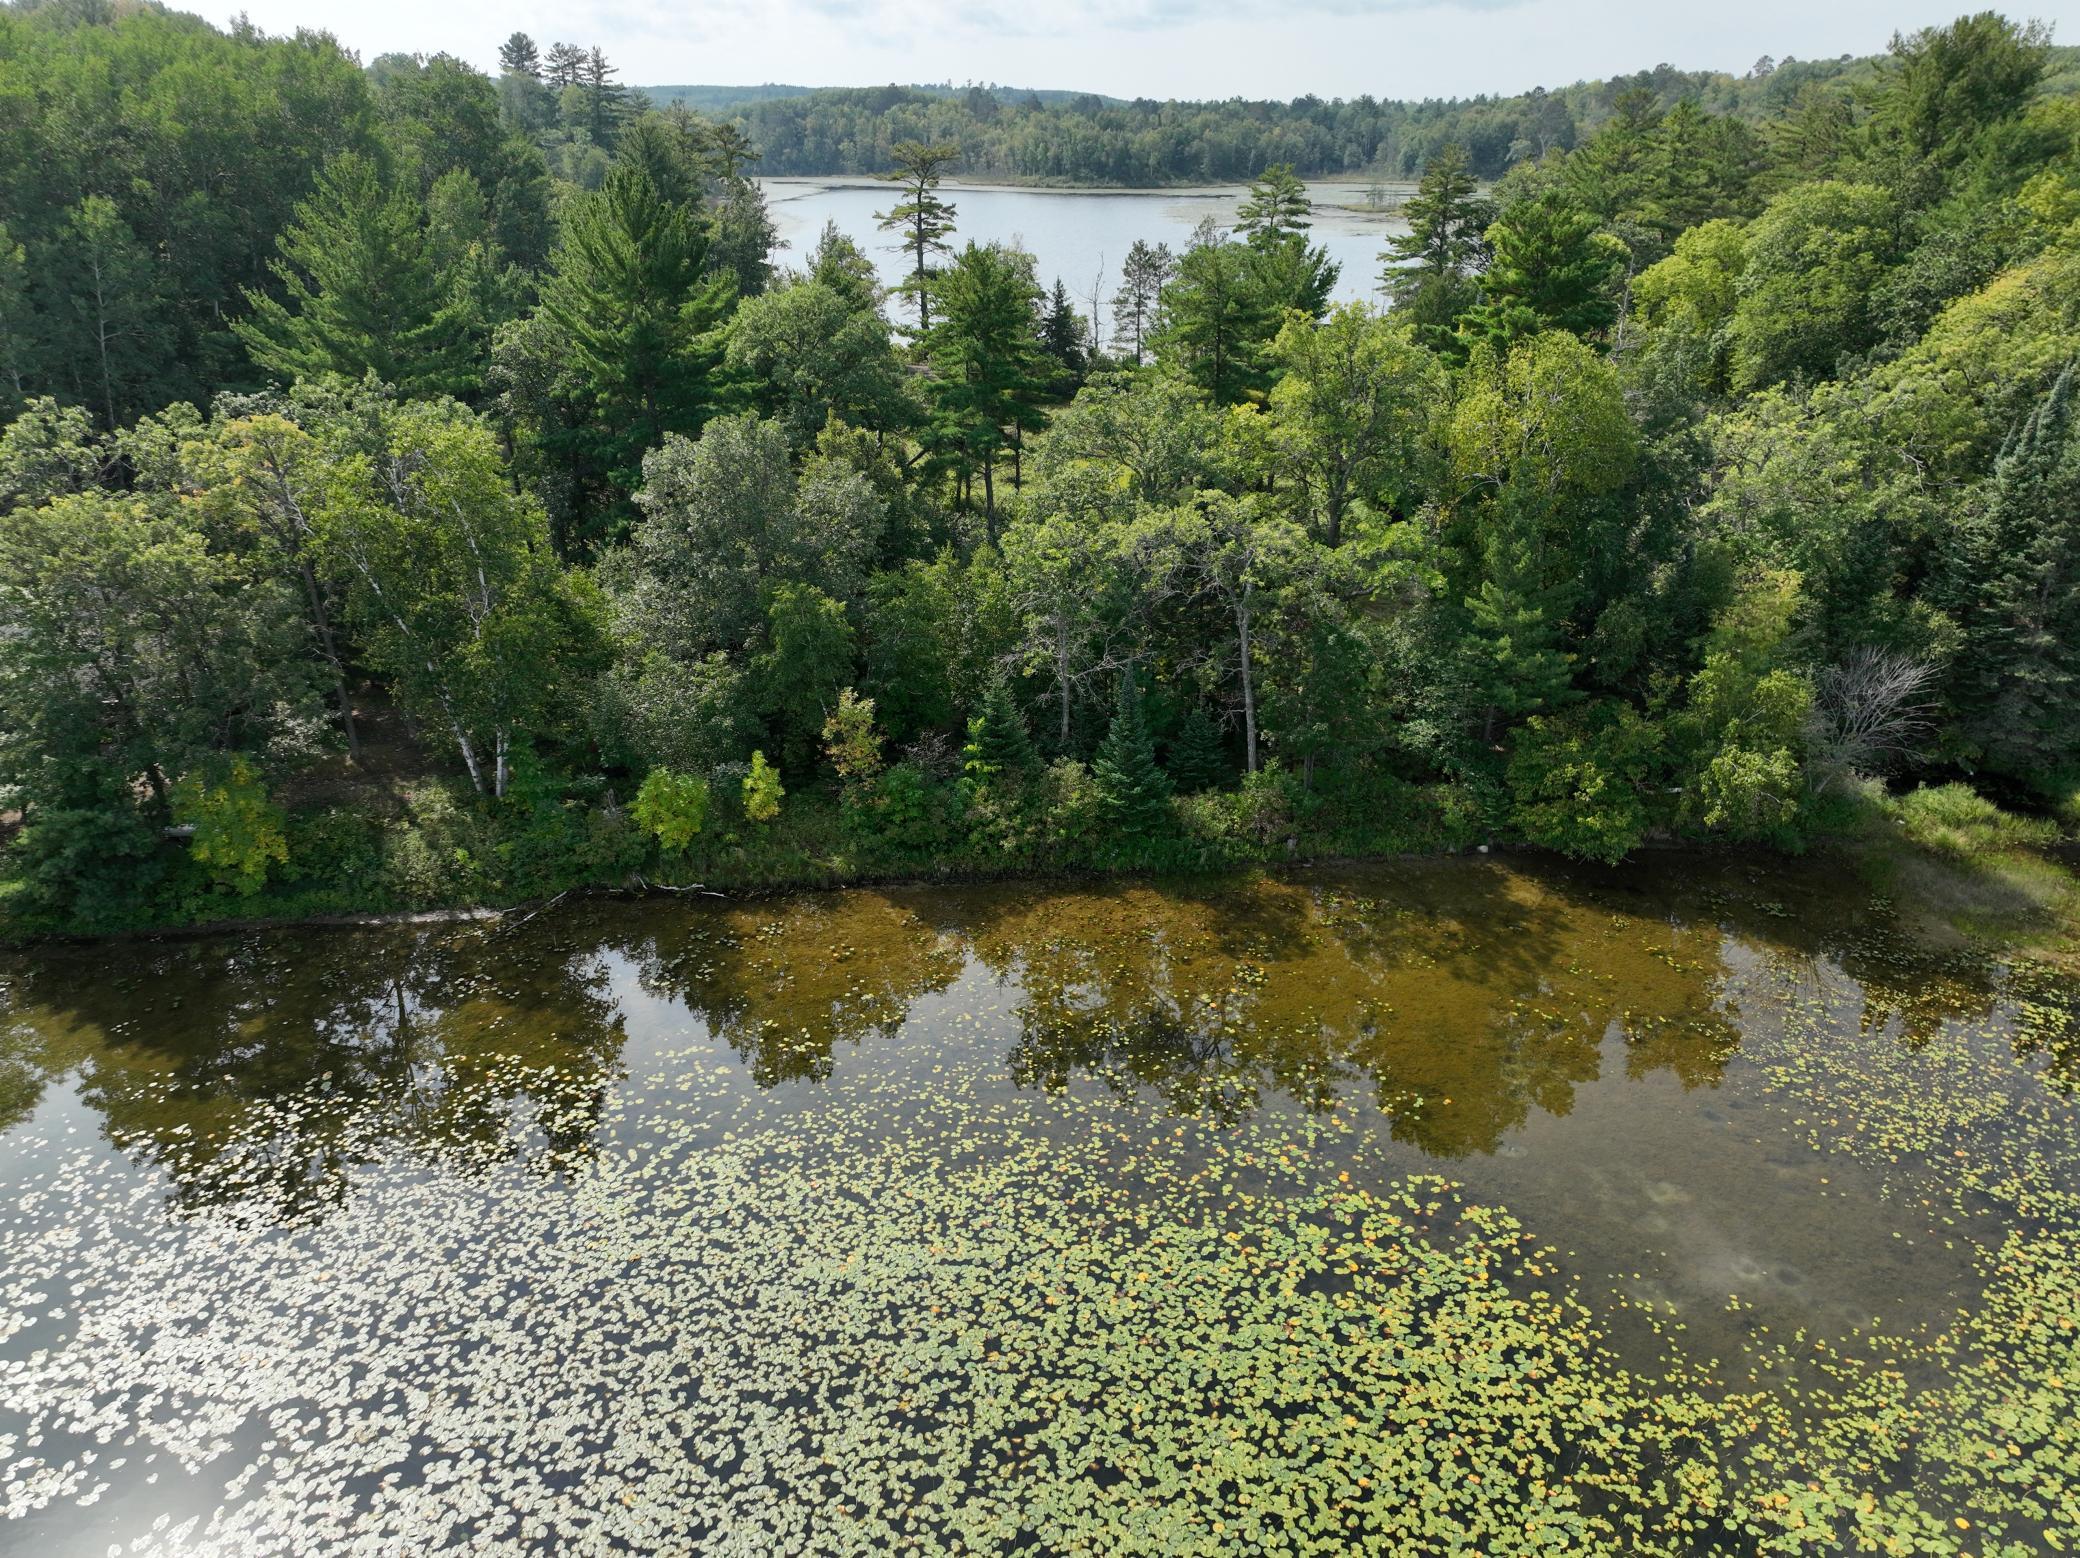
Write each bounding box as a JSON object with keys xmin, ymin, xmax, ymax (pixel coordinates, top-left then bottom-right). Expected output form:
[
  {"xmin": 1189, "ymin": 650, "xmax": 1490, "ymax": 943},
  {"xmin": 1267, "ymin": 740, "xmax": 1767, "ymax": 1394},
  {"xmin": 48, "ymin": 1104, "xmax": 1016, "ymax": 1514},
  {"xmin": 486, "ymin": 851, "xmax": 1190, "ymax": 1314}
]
[{"xmin": 759, "ymin": 176, "xmax": 1413, "ymax": 341}]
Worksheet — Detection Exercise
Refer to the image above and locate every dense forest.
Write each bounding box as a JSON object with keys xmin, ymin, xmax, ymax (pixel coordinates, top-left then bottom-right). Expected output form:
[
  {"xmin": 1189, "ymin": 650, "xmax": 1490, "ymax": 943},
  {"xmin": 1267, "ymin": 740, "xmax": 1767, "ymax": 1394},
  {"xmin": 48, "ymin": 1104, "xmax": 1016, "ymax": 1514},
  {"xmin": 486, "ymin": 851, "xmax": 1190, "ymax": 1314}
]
[
  {"xmin": 2, "ymin": 1, "xmax": 2078, "ymax": 934},
  {"xmin": 660, "ymin": 45, "xmax": 2080, "ymax": 183}
]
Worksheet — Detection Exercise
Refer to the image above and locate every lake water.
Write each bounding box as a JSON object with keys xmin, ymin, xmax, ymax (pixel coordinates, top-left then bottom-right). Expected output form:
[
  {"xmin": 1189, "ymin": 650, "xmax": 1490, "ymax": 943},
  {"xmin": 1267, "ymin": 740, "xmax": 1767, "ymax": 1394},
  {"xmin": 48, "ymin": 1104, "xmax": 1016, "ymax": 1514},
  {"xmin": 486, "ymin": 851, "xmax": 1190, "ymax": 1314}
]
[
  {"xmin": 3, "ymin": 855, "xmax": 2077, "ymax": 1552},
  {"xmin": 760, "ymin": 176, "xmax": 1412, "ymax": 339}
]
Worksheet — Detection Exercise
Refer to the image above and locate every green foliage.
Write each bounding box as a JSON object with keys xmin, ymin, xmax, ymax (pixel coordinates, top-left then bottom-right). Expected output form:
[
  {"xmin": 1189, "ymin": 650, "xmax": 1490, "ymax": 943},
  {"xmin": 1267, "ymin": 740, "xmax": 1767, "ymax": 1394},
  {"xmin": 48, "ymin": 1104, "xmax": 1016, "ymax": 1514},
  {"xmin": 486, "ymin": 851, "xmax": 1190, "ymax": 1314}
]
[
  {"xmin": 171, "ymin": 757, "xmax": 289, "ymax": 896},
  {"xmin": 725, "ymin": 280, "xmax": 910, "ymax": 446},
  {"xmin": 743, "ymin": 751, "xmax": 785, "ymax": 825},
  {"xmin": 1165, "ymin": 706, "xmax": 1229, "ymax": 793},
  {"xmin": 1460, "ymin": 190, "xmax": 1626, "ymax": 348},
  {"xmin": 1891, "ymin": 782, "xmax": 2060, "ymax": 858},
  {"xmin": 1674, "ymin": 571, "xmax": 1815, "ymax": 846},
  {"xmin": 632, "ymin": 768, "xmax": 711, "ymax": 853},
  {"xmin": 1092, "ymin": 674, "xmax": 1176, "ymax": 859},
  {"xmin": 1728, "ymin": 181, "xmax": 1896, "ymax": 390},
  {"xmin": 13, "ymin": 0, "xmax": 2080, "ymax": 937},
  {"xmin": 1265, "ymin": 303, "xmax": 1443, "ymax": 546},
  {"xmin": 755, "ymin": 584, "xmax": 856, "ymax": 775},
  {"xmin": 1507, "ymin": 701, "xmax": 1663, "ymax": 863},
  {"xmin": 315, "ymin": 398, "xmax": 607, "ymax": 798}
]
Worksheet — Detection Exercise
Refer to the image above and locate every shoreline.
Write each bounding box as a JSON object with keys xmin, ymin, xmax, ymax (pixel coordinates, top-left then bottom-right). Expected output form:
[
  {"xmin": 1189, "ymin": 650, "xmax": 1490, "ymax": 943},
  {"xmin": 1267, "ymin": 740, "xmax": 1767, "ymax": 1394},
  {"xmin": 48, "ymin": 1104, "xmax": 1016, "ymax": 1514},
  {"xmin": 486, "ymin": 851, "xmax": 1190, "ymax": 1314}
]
[
  {"xmin": 758, "ymin": 173, "xmax": 1421, "ymax": 201},
  {"xmin": 12, "ymin": 834, "xmax": 2076, "ymax": 971}
]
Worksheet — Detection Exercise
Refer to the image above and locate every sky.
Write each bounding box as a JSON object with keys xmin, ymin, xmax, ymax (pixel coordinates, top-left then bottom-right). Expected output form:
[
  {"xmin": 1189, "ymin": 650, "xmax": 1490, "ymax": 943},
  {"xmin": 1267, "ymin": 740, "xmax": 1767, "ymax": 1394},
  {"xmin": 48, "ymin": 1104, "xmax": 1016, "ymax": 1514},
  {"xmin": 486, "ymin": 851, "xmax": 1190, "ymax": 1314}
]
[{"xmin": 216, "ymin": 0, "xmax": 2080, "ymax": 102}]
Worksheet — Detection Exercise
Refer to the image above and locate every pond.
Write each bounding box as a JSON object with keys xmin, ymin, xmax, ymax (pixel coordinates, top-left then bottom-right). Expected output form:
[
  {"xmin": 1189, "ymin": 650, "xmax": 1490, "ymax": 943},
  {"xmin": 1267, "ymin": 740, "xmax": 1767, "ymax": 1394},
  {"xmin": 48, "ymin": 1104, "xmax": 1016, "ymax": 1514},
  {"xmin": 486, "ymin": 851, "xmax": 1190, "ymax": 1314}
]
[
  {"xmin": 759, "ymin": 176, "xmax": 1410, "ymax": 339},
  {"xmin": 2, "ymin": 857, "xmax": 2077, "ymax": 1553}
]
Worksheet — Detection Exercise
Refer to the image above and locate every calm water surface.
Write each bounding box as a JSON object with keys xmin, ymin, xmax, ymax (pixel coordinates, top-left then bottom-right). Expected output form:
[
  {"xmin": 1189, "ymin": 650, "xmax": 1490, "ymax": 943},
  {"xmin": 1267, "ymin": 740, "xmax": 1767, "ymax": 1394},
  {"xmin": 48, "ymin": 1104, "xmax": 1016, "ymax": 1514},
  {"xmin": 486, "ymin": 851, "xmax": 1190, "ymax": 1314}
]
[
  {"xmin": 3, "ymin": 857, "xmax": 2076, "ymax": 1553},
  {"xmin": 760, "ymin": 177, "xmax": 1410, "ymax": 337}
]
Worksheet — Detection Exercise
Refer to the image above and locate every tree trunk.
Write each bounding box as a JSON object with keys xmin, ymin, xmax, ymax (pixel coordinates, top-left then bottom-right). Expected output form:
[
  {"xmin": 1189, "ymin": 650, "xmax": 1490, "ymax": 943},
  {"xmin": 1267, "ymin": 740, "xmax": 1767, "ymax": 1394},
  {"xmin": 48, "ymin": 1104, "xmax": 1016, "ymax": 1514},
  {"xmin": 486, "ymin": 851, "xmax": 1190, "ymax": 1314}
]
[
  {"xmin": 451, "ymin": 720, "xmax": 486, "ymax": 793},
  {"xmin": 1056, "ymin": 620, "xmax": 1073, "ymax": 749},
  {"xmin": 1238, "ymin": 593, "xmax": 1259, "ymax": 774},
  {"xmin": 297, "ymin": 557, "xmax": 360, "ymax": 759}
]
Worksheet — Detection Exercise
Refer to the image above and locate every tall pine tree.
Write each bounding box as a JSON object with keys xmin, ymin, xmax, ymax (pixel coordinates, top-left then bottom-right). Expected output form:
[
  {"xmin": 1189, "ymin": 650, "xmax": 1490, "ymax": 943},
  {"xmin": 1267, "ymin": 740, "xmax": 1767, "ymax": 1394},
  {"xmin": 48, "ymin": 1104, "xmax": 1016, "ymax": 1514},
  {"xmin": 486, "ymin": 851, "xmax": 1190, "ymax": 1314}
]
[
  {"xmin": 537, "ymin": 157, "xmax": 729, "ymax": 507},
  {"xmin": 1380, "ymin": 143, "xmax": 1494, "ymax": 355},
  {"xmin": 236, "ymin": 154, "xmax": 472, "ymax": 396}
]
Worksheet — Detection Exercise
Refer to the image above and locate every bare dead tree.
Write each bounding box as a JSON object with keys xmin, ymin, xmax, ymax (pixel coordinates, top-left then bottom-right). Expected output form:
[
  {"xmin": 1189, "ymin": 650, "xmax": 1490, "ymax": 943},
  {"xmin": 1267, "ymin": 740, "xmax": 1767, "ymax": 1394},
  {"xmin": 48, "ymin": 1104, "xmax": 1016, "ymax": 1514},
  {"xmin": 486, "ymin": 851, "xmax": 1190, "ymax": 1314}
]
[{"xmin": 1808, "ymin": 647, "xmax": 1937, "ymax": 792}]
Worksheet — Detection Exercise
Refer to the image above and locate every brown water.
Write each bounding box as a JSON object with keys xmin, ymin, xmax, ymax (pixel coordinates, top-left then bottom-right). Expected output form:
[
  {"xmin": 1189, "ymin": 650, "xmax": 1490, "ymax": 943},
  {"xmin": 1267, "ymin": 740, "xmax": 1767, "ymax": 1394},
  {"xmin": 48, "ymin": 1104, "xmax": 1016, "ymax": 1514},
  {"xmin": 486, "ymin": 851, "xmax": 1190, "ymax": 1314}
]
[{"xmin": 2, "ymin": 856, "xmax": 2075, "ymax": 1554}]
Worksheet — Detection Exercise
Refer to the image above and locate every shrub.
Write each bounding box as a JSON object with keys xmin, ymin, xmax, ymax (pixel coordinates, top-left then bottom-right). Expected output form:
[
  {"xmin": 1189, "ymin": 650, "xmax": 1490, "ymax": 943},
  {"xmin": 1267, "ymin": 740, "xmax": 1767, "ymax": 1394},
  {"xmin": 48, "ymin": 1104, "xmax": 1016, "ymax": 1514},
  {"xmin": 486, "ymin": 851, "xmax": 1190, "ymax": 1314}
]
[
  {"xmin": 381, "ymin": 785, "xmax": 493, "ymax": 907},
  {"xmin": 6, "ymin": 782, "xmax": 165, "ymax": 932},
  {"xmin": 743, "ymin": 751, "xmax": 785, "ymax": 825},
  {"xmin": 171, "ymin": 756, "xmax": 287, "ymax": 896},
  {"xmin": 1508, "ymin": 703, "xmax": 1663, "ymax": 864},
  {"xmin": 867, "ymin": 761, "xmax": 948, "ymax": 858},
  {"xmin": 280, "ymin": 806, "xmax": 386, "ymax": 899},
  {"xmin": 821, "ymin": 688, "xmax": 885, "ymax": 785},
  {"xmin": 1038, "ymin": 758, "xmax": 1103, "ymax": 865},
  {"xmin": 632, "ymin": 768, "xmax": 712, "ymax": 853}
]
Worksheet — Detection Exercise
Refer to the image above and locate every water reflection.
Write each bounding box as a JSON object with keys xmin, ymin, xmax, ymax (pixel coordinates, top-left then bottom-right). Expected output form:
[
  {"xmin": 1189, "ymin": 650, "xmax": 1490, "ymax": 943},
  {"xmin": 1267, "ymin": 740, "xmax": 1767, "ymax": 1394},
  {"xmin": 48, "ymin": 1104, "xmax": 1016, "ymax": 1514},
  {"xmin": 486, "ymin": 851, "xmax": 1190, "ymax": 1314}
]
[
  {"xmin": 0, "ymin": 855, "xmax": 2014, "ymax": 1219},
  {"xmin": 1, "ymin": 928, "xmax": 630, "ymax": 1219}
]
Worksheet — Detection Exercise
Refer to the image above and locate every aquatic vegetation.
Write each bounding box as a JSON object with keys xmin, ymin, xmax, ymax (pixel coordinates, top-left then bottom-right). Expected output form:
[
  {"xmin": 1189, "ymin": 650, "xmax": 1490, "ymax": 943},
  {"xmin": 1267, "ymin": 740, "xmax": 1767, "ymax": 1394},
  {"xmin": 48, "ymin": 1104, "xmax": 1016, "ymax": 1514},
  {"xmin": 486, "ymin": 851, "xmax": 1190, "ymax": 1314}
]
[{"xmin": 0, "ymin": 858, "xmax": 2076, "ymax": 1553}]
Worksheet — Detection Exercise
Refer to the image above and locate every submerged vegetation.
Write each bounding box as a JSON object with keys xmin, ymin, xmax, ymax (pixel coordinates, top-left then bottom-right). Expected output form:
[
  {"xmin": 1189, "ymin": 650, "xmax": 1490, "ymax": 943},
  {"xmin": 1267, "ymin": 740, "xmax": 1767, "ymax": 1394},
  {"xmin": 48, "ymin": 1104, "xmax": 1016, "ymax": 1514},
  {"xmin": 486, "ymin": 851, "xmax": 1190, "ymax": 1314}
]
[{"xmin": 2, "ymin": 858, "xmax": 2078, "ymax": 1551}]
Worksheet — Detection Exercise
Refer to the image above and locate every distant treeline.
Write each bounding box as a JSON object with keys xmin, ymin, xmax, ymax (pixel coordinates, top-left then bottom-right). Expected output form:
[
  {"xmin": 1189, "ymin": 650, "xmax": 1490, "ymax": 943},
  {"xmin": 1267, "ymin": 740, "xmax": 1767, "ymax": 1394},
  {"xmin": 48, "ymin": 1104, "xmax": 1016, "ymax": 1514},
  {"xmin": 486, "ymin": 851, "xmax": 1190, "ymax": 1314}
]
[{"xmin": 658, "ymin": 48, "xmax": 2080, "ymax": 183}]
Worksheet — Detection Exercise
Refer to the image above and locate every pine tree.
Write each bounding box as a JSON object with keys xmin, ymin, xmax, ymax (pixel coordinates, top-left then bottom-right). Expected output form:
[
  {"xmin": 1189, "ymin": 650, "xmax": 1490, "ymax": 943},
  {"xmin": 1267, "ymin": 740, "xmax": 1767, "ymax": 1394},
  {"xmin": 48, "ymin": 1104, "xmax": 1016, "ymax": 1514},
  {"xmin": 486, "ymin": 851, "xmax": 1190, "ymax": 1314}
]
[
  {"xmin": 1380, "ymin": 143, "xmax": 1495, "ymax": 354},
  {"xmin": 1458, "ymin": 190, "xmax": 1623, "ymax": 351},
  {"xmin": 1156, "ymin": 228, "xmax": 1277, "ymax": 404},
  {"xmin": 928, "ymin": 241, "xmax": 1046, "ymax": 533},
  {"xmin": 582, "ymin": 48, "xmax": 627, "ymax": 148},
  {"xmin": 497, "ymin": 33, "xmax": 540, "ymax": 79},
  {"xmin": 543, "ymin": 42, "xmax": 585, "ymax": 91},
  {"xmin": 235, "ymin": 154, "xmax": 472, "ymax": 396},
  {"xmin": 1945, "ymin": 363, "xmax": 2080, "ymax": 784},
  {"xmin": 1236, "ymin": 164, "xmax": 1312, "ymax": 243},
  {"xmin": 1110, "ymin": 239, "xmax": 1174, "ymax": 365},
  {"xmin": 875, "ymin": 140, "xmax": 960, "ymax": 334},
  {"xmin": 538, "ymin": 157, "xmax": 727, "ymax": 501},
  {"xmin": 1040, "ymin": 277, "xmax": 1087, "ymax": 388},
  {"xmin": 1093, "ymin": 672, "xmax": 1174, "ymax": 845},
  {"xmin": 965, "ymin": 675, "xmax": 1039, "ymax": 784},
  {"xmin": 1166, "ymin": 705, "xmax": 1228, "ymax": 793}
]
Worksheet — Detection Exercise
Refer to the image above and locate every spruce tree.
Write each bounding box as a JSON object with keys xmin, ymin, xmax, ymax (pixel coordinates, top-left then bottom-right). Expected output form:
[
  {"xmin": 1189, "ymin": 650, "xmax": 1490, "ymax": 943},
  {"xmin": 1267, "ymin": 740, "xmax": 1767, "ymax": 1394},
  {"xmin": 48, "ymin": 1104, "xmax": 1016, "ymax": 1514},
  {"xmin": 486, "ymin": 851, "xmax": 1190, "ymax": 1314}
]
[
  {"xmin": 1093, "ymin": 672, "xmax": 1174, "ymax": 846},
  {"xmin": 1040, "ymin": 277, "xmax": 1087, "ymax": 387},
  {"xmin": 1945, "ymin": 363, "xmax": 2080, "ymax": 784},
  {"xmin": 965, "ymin": 675, "xmax": 1040, "ymax": 785},
  {"xmin": 1166, "ymin": 705, "xmax": 1228, "ymax": 793}
]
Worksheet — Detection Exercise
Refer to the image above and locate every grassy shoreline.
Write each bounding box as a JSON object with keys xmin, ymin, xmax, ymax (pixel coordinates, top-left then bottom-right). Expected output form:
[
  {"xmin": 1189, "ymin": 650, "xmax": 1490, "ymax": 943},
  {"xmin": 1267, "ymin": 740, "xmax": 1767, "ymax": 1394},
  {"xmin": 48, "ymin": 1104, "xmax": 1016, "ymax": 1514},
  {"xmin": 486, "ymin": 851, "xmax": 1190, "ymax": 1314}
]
[{"xmin": 8, "ymin": 788, "xmax": 2075, "ymax": 974}]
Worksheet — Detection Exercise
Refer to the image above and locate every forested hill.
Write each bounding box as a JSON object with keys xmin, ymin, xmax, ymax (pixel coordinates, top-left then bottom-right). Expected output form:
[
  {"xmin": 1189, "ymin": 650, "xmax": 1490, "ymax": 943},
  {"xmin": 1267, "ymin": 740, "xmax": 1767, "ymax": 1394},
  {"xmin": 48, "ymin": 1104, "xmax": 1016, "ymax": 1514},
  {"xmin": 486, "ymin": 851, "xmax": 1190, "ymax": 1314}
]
[
  {"xmin": 643, "ymin": 83, "xmax": 1124, "ymax": 115},
  {"xmin": 645, "ymin": 46, "xmax": 2080, "ymax": 183}
]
